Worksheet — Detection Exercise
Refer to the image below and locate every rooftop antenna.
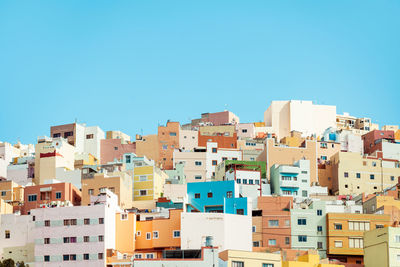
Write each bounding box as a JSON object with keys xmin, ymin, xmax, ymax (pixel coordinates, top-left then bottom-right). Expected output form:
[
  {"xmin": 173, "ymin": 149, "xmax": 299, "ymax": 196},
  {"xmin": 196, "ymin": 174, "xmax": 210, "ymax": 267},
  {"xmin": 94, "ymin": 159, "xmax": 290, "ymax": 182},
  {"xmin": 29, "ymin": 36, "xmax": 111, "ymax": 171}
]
[{"xmin": 224, "ymin": 104, "xmax": 228, "ymax": 111}]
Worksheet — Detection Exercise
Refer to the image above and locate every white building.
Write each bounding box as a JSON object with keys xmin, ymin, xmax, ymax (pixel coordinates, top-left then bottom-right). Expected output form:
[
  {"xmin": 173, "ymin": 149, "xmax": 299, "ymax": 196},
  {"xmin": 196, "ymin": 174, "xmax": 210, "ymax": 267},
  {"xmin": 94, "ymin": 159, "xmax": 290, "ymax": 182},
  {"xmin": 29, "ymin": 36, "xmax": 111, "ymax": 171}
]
[
  {"xmin": 205, "ymin": 142, "xmax": 242, "ymax": 180},
  {"xmin": 32, "ymin": 189, "xmax": 121, "ymax": 266},
  {"xmin": 381, "ymin": 140, "xmax": 400, "ymax": 161},
  {"xmin": 338, "ymin": 130, "xmax": 364, "ymax": 154},
  {"xmin": 0, "ymin": 213, "xmax": 35, "ymax": 264},
  {"xmin": 180, "ymin": 212, "xmax": 252, "ymax": 252},
  {"xmin": 55, "ymin": 167, "xmax": 82, "ymax": 189},
  {"xmin": 264, "ymin": 100, "xmax": 336, "ymax": 139},
  {"xmin": 6, "ymin": 156, "xmax": 35, "ymax": 186},
  {"xmin": 84, "ymin": 126, "xmax": 105, "ymax": 160},
  {"xmin": 179, "ymin": 129, "xmax": 198, "ymax": 151}
]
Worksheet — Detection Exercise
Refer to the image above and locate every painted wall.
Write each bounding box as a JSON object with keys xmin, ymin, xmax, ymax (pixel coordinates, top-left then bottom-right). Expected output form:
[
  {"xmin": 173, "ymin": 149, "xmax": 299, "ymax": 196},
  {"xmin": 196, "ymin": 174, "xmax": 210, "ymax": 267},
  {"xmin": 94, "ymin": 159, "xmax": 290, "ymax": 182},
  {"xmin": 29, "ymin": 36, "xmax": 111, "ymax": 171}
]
[
  {"xmin": 100, "ymin": 139, "xmax": 136, "ymax": 164},
  {"xmin": 179, "ymin": 129, "xmax": 198, "ymax": 151},
  {"xmin": 206, "ymin": 142, "xmax": 242, "ymax": 180},
  {"xmin": 135, "ymin": 134, "xmax": 159, "ymax": 163},
  {"xmin": 173, "ymin": 150, "xmax": 206, "ymax": 183}
]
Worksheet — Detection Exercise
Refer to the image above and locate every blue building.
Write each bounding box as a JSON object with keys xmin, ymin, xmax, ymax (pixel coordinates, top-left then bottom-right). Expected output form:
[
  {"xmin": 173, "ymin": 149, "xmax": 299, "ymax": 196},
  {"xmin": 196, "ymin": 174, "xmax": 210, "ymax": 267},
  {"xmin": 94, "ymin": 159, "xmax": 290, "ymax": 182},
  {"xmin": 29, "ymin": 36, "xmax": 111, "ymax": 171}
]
[{"xmin": 186, "ymin": 180, "xmax": 249, "ymax": 215}]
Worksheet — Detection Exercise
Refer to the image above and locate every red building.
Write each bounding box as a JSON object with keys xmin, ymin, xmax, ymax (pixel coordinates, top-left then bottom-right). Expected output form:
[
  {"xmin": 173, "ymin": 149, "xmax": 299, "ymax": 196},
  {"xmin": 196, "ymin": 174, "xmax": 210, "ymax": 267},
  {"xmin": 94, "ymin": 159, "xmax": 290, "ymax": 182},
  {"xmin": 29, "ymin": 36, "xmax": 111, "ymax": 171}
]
[
  {"xmin": 22, "ymin": 182, "xmax": 81, "ymax": 215},
  {"xmin": 198, "ymin": 125, "xmax": 237, "ymax": 149},
  {"xmin": 362, "ymin": 130, "xmax": 395, "ymax": 155}
]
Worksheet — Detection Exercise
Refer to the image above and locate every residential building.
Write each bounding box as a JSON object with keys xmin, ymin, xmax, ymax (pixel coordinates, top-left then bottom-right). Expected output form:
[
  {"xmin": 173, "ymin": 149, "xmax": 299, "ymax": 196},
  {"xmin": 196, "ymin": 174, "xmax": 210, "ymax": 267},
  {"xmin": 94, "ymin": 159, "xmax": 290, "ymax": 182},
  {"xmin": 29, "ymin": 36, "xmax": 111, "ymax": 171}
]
[
  {"xmin": 205, "ymin": 142, "xmax": 242, "ymax": 180},
  {"xmin": 23, "ymin": 182, "xmax": 81, "ymax": 215},
  {"xmin": 270, "ymin": 160, "xmax": 311, "ymax": 198},
  {"xmin": 32, "ymin": 189, "xmax": 121, "ymax": 266},
  {"xmin": 283, "ymin": 252, "xmax": 344, "ymax": 267},
  {"xmin": 0, "ymin": 180, "xmax": 24, "ymax": 204},
  {"xmin": 330, "ymin": 151, "xmax": 400, "ymax": 195},
  {"xmin": 115, "ymin": 211, "xmax": 136, "ymax": 252},
  {"xmin": 236, "ymin": 123, "xmax": 256, "ymax": 139},
  {"xmin": 165, "ymin": 161, "xmax": 186, "ymax": 184},
  {"xmin": 236, "ymin": 138, "xmax": 264, "ymax": 151},
  {"xmin": 326, "ymin": 213, "xmax": 391, "ymax": 265},
  {"xmin": 158, "ymin": 121, "xmax": 180, "ymax": 170},
  {"xmin": 180, "ymin": 212, "xmax": 252, "ymax": 251},
  {"xmin": 173, "ymin": 148, "xmax": 206, "ymax": 183},
  {"xmin": 186, "ymin": 180, "xmax": 250, "ymax": 215},
  {"xmin": 280, "ymin": 131, "xmax": 305, "ymax": 147},
  {"xmin": 179, "ymin": 129, "xmax": 198, "ymax": 151},
  {"xmin": 106, "ymin": 130, "xmax": 131, "ymax": 143},
  {"xmin": 198, "ymin": 125, "xmax": 238, "ymax": 149},
  {"xmin": 219, "ymin": 250, "xmax": 282, "ymax": 267},
  {"xmin": 362, "ymin": 130, "xmax": 395, "ymax": 156},
  {"xmin": 364, "ymin": 226, "xmax": 400, "ymax": 267},
  {"xmin": 135, "ymin": 134, "xmax": 159, "ymax": 164},
  {"xmin": 6, "ymin": 156, "xmax": 35, "ymax": 186},
  {"xmin": 100, "ymin": 138, "xmax": 136, "ymax": 164},
  {"xmin": 317, "ymin": 140, "xmax": 340, "ymax": 164},
  {"xmin": 185, "ymin": 110, "xmax": 240, "ymax": 129},
  {"xmin": 257, "ymin": 138, "xmax": 318, "ymax": 184},
  {"xmin": 264, "ymin": 100, "xmax": 336, "ymax": 139},
  {"xmin": 34, "ymin": 136, "xmax": 75, "ymax": 185},
  {"xmin": 83, "ymin": 125, "xmax": 105, "ymax": 160},
  {"xmin": 257, "ymin": 196, "xmax": 293, "ymax": 249},
  {"xmin": 50, "ymin": 122, "xmax": 85, "ymax": 151},
  {"xmin": 355, "ymin": 117, "xmax": 378, "ymax": 132},
  {"xmin": 336, "ymin": 112, "xmax": 357, "ymax": 130}
]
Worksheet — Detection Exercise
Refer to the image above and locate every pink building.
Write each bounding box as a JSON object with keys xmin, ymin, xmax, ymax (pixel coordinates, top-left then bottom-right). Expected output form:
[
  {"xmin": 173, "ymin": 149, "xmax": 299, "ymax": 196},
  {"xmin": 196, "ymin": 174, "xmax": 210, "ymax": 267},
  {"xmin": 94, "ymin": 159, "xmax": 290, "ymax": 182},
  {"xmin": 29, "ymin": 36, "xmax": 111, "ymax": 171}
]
[
  {"xmin": 100, "ymin": 139, "xmax": 136, "ymax": 164},
  {"xmin": 362, "ymin": 130, "xmax": 395, "ymax": 156}
]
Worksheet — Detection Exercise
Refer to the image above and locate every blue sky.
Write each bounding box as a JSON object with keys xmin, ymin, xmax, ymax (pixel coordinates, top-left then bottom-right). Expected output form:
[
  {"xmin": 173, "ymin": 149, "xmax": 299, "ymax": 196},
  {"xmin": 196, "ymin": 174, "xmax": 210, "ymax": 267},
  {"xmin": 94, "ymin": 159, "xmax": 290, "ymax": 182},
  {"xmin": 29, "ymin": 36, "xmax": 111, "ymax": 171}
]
[{"xmin": 1, "ymin": 0, "xmax": 399, "ymax": 144}]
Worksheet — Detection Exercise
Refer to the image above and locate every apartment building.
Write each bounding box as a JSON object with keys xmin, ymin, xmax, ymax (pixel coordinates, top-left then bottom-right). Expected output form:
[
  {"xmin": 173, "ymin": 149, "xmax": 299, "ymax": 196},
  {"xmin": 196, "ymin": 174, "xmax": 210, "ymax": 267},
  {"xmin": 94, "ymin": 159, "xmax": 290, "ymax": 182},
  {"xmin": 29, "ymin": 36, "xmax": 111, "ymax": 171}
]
[
  {"xmin": 100, "ymin": 138, "xmax": 136, "ymax": 164},
  {"xmin": 205, "ymin": 142, "xmax": 242, "ymax": 180},
  {"xmin": 173, "ymin": 148, "xmax": 206, "ymax": 183},
  {"xmin": 158, "ymin": 121, "xmax": 180, "ymax": 170},
  {"xmin": 135, "ymin": 134, "xmax": 159, "ymax": 163},
  {"xmin": 362, "ymin": 130, "xmax": 395, "ymax": 156},
  {"xmin": 198, "ymin": 125, "xmax": 238, "ymax": 149},
  {"xmin": 0, "ymin": 180, "xmax": 24, "ymax": 204}
]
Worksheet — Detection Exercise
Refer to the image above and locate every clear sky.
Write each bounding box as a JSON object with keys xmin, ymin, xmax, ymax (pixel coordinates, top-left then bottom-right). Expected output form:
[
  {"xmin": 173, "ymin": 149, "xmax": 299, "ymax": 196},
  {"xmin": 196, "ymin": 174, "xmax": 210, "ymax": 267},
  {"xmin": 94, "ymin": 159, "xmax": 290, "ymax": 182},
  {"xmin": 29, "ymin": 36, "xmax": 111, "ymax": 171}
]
[{"xmin": 1, "ymin": 0, "xmax": 399, "ymax": 144}]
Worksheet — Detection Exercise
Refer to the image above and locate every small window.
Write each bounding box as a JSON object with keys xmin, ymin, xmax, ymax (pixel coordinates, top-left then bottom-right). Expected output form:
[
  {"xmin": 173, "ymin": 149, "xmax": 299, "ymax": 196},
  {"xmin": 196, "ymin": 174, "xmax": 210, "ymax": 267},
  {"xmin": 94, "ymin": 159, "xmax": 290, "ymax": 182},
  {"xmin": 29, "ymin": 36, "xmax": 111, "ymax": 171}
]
[
  {"xmin": 317, "ymin": 210, "xmax": 322, "ymax": 216},
  {"xmin": 268, "ymin": 220, "xmax": 279, "ymax": 227},
  {"xmin": 55, "ymin": 192, "xmax": 62, "ymax": 199},
  {"xmin": 212, "ymin": 160, "xmax": 218, "ymax": 166},
  {"xmin": 99, "ymin": 218, "xmax": 104, "ymax": 224},
  {"xmin": 153, "ymin": 231, "xmax": 159, "ymax": 239},
  {"xmin": 298, "ymin": 218, "xmax": 307, "ymax": 225},
  {"xmin": 173, "ymin": 230, "xmax": 180, "ymax": 238},
  {"xmin": 28, "ymin": 194, "xmax": 37, "ymax": 202},
  {"xmin": 64, "ymin": 219, "xmax": 70, "ymax": 226},
  {"xmin": 222, "ymin": 157, "xmax": 227, "ymax": 161},
  {"xmin": 298, "ymin": 235, "xmax": 307, "ymax": 242},
  {"xmin": 5, "ymin": 230, "xmax": 10, "ymax": 239},
  {"xmin": 372, "ymin": 162, "xmax": 377, "ymax": 167},
  {"xmin": 63, "ymin": 237, "xmax": 70, "ymax": 243},
  {"xmin": 195, "ymin": 175, "xmax": 202, "ymax": 180},
  {"xmin": 84, "ymin": 236, "xmax": 89, "ymax": 242},
  {"xmin": 45, "ymin": 220, "xmax": 50, "ymax": 227},
  {"xmin": 137, "ymin": 231, "xmax": 141, "ymax": 236},
  {"xmin": 121, "ymin": 214, "xmax": 128, "ymax": 220},
  {"xmin": 70, "ymin": 219, "xmax": 77, "ymax": 225},
  {"xmin": 334, "ymin": 224, "xmax": 343, "ymax": 230},
  {"xmin": 242, "ymin": 129, "xmax": 247, "ymax": 133},
  {"xmin": 146, "ymin": 232, "xmax": 151, "ymax": 240},
  {"xmin": 232, "ymin": 261, "xmax": 244, "ymax": 267},
  {"xmin": 146, "ymin": 253, "xmax": 154, "ymax": 259},
  {"xmin": 232, "ymin": 157, "xmax": 238, "ymax": 160},
  {"xmin": 98, "ymin": 253, "xmax": 103, "ymax": 260},
  {"xmin": 226, "ymin": 191, "xmax": 233, "ymax": 198},
  {"xmin": 391, "ymin": 176, "xmax": 395, "ymax": 181},
  {"xmin": 86, "ymin": 134, "xmax": 94, "ymax": 139},
  {"xmin": 169, "ymin": 132, "xmax": 177, "ymax": 136},
  {"xmin": 114, "ymin": 146, "xmax": 118, "ymax": 150},
  {"xmin": 344, "ymin": 172, "xmax": 348, "ymax": 178},
  {"xmin": 1, "ymin": 191, "xmax": 6, "ymax": 196},
  {"xmin": 195, "ymin": 193, "xmax": 200, "ymax": 199},
  {"xmin": 195, "ymin": 161, "xmax": 202, "ymax": 166},
  {"xmin": 139, "ymin": 175, "xmax": 147, "ymax": 181},
  {"xmin": 98, "ymin": 235, "xmax": 104, "ymax": 242},
  {"xmin": 44, "ymin": 238, "xmax": 50, "ymax": 244},
  {"xmin": 84, "ymin": 218, "xmax": 90, "ymax": 225},
  {"xmin": 253, "ymin": 241, "xmax": 260, "ymax": 247},
  {"xmin": 236, "ymin": 209, "xmax": 244, "ymax": 215},
  {"xmin": 317, "ymin": 226, "xmax": 323, "ymax": 232},
  {"xmin": 243, "ymin": 179, "xmax": 247, "ymax": 184},
  {"xmin": 53, "ymin": 133, "xmax": 61, "ymax": 138},
  {"xmin": 335, "ymin": 240, "xmax": 343, "ymax": 247},
  {"xmin": 356, "ymin": 173, "xmax": 361, "ymax": 178},
  {"xmin": 125, "ymin": 155, "xmax": 131, "ymax": 163},
  {"xmin": 252, "ymin": 226, "xmax": 256, "ymax": 233},
  {"xmin": 207, "ymin": 192, "xmax": 213, "ymax": 198},
  {"xmin": 63, "ymin": 255, "xmax": 69, "ymax": 261},
  {"xmin": 370, "ymin": 174, "xmax": 375, "ymax": 180},
  {"xmin": 236, "ymin": 178, "xmax": 241, "ymax": 184},
  {"xmin": 212, "ymin": 148, "xmax": 217, "ymax": 153},
  {"xmin": 64, "ymin": 131, "xmax": 73, "ymax": 138},
  {"xmin": 268, "ymin": 239, "xmax": 276, "ymax": 246},
  {"xmin": 83, "ymin": 254, "xmax": 89, "ymax": 260},
  {"xmin": 140, "ymin": 190, "xmax": 147, "ymax": 196},
  {"xmin": 44, "ymin": 255, "xmax": 50, "ymax": 262},
  {"xmin": 285, "ymin": 237, "xmax": 290, "ymax": 244},
  {"xmin": 317, "ymin": 242, "xmax": 323, "ymax": 249},
  {"xmin": 88, "ymin": 189, "xmax": 94, "ymax": 195}
]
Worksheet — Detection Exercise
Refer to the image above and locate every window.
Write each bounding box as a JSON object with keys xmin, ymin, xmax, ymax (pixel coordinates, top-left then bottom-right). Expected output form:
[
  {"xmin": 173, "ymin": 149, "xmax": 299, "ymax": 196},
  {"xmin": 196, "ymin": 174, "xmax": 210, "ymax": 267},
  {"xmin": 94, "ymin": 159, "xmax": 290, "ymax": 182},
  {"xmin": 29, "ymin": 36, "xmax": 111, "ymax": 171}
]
[
  {"xmin": 136, "ymin": 231, "xmax": 141, "ymax": 236},
  {"xmin": 376, "ymin": 224, "xmax": 384, "ymax": 229},
  {"xmin": 252, "ymin": 226, "xmax": 256, "ymax": 233},
  {"xmin": 298, "ymin": 235, "xmax": 307, "ymax": 242},
  {"xmin": 125, "ymin": 155, "xmax": 131, "ymax": 163},
  {"xmin": 349, "ymin": 221, "xmax": 370, "ymax": 231},
  {"xmin": 64, "ymin": 237, "xmax": 70, "ymax": 243},
  {"xmin": 70, "ymin": 237, "xmax": 77, "ymax": 243},
  {"xmin": 135, "ymin": 254, "xmax": 142, "ymax": 259},
  {"xmin": 55, "ymin": 192, "xmax": 62, "ymax": 199},
  {"xmin": 302, "ymin": 190, "xmax": 307, "ymax": 197},
  {"xmin": 298, "ymin": 218, "xmax": 307, "ymax": 225},
  {"xmin": 28, "ymin": 194, "xmax": 37, "ymax": 202},
  {"xmin": 63, "ymin": 255, "xmax": 69, "ymax": 261},
  {"xmin": 317, "ymin": 226, "xmax": 323, "ymax": 232},
  {"xmin": 88, "ymin": 189, "xmax": 94, "ymax": 195},
  {"xmin": 5, "ymin": 230, "xmax": 10, "ymax": 239},
  {"xmin": 370, "ymin": 174, "xmax": 375, "ymax": 180},
  {"xmin": 236, "ymin": 178, "xmax": 241, "ymax": 184},
  {"xmin": 173, "ymin": 230, "xmax": 180, "ymax": 238},
  {"xmin": 321, "ymin": 156, "xmax": 327, "ymax": 160},
  {"xmin": 207, "ymin": 192, "xmax": 213, "ymax": 198},
  {"xmin": 320, "ymin": 143, "xmax": 327, "ymax": 148},
  {"xmin": 195, "ymin": 161, "xmax": 202, "ymax": 166},
  {"xmin": 268, "ymin": 239, "xmax": 276, "ymax": 246},
  {"xmin": 162, "ymin": 145, "xmax": 168, "ymax": 150},
  {"xmin": 44, "ymin": 255, "xmax": 50, "ymax": 262},
  {"xmin": 396, "ymin": 235, "xmax": 400, "ymax": 243},
  {"xmin": 139, "ymin": 190, "xmax": 147, "ymax": 196},
  {"xmin": 227, "ymin": 191, "xmax": 233, "ymax": 198},
  {"xmin": 335, "ymin": 241, "xmax": 343, "ymax": 248},
  {"xmin": 99, "ymin": 218, "xmax": 104, "ymax": 224},
  {"xmin": 391, "ymin": 176, "xmax": 395, "ymax": 181},
  {"xmin": 98, "ymin": 235, "xmax": 104, "ymax": 242},
  {"xmin": 334, "ymin": 224, "xmax": 343, "ymax": 230},
  {"xmin": 263, "ymin": 264, "xmax": 274, "ymax": 267},
  {"xmin": 232, "ymin": 157, "xmax": 238, "ymax": 161},
  {"xmin": 121, "ymin": 214, "xmax": 128, "ymax": 220},
  {"xmin": 139, "ymin": 175, "xmax": 147, "ymax": 181},
  {"xmin": 71, "ymin": 219, "xmax": 77, "ymax": 225},
  {"xmin": 243, "ymin": 179, "xmax": 247, "ymax": 184},
  {"xmin": 372, "ymin": 162, "xmax": 377, "ymax": 167},
  {"xmin": 195, "ymin": 193, "xmax": 200, "ymax": 199},
  {"xmin": 237, "ymin": 209, "xmax": 244, "ymax": 215},
  {"xmin": 349, "ymin": 238, "xmax": 363, "ymax": 248},
  {"xmin": 268, "ymin": 220, "xmax": 279, "ymax": 227},
  {"xmin": 232, "ymin": 261, "xmax": 244, "ymax": 267},
  {"xmin": 317, "ymin": 210, "xmax": 322, "ymax": 216},
  {"xmin": 64, "ymin": 219, "xmax": 70, "ymax": 226},
  {"xmin": 242, "ymin": 129, "xmax": 248, "ymax": 133},
  {"xmin": 195, "ymin": 175, "xmax": 202, "ymax": 180},
  {"xmin": 84, "ymin": 236, "xmax": 89, "ymax": 242},
  {"xmin": 345, "ymin": 184, "xmax": 348, "ymax": 188},
  {"xmin": 53, "ymin": 133, "xmax": 61, "ymax": 138},
  {"xmin": 84, "ymin": 218, "xmax": 90, "ymax": 225},
  {"xmin": 64, "ymin": 131, "xmax": 73, "ymax": 138},
  {"xmin": 44, "ymin": 238, "xmax": 50, "ymax": 244},
  {"xmin": 317, "ymin": 242, "xmax": 323, "ymax": 249},
  {"xmin": 212, "ymin": 160, "xmax": 218, "ymax": 166},
  {"xmin": 45, "ymin": 220, "xmax": 50, "ymax": 227},
  {"xmin": 1, "ymin": 191, "xmax": 5, "ymax": 196},
  {"xmin": 344, "ymin": 172, "xmax": 348, "ymax": 178},
  {"xmin": 212, "ymin": 148, "xmax": 217, "ymax": 153},
  {"xmin": 146, "ymin": 232, "xmax": 151, "ymax": 240},
  {"xmin": 146, "ymin": 253, "xmax": 154, "ymax": 259},
  {"xmin": 153, "ymin": 231, "xmax": 159, "ymax": 239},
  {"xmin": 98, "ymin": 253, "xmax": 103, "ymax": 260},
  {"xmin": 83, "ymin": 254, "xmax": 89, "ymax": 260},
  {"xmin": 86, "ymin": 134, "xmax": 94, "ymax": 139},
  {"xmin": 253, "ymin": 241, "xmax": 260, "ymax": 247},
  {"xmin": 285, "ymin": 237, "xmax": 290, "ymax": 244}
]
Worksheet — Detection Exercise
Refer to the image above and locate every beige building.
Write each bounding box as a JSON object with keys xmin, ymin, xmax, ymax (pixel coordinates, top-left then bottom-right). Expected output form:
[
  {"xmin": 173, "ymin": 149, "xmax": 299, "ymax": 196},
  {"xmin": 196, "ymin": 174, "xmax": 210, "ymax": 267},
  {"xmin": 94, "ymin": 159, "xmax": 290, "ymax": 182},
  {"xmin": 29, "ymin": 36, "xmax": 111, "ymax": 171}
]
[
  {"xmin": 106, "ymin": 130, "xmax": 131, "ymax": 143},
  {"xmin": 364, "ymin": 227, "xmax": 400, "ymax": 267},
  {"xmin": 173, "ymin": 149, "xmax": 207, "ymax": 182},
  {"xmin": 34, "ymin": 137, "xmax": 75, "ymax": 185},
  {"xmin": 81, "ymin": 171, "xmax": 132, "ymax": 209},
  {"xmin": 0, "ymin": 180, "xmax": 23, "ymax": 204},
  {"xmin": 331, "ymin": 152, "xmax": 400, "ymax": 195},
  {"xmin": 219, "ymin": 250, "xmax": 281, "ymax": 267},
  {"xmin": 179, "ymin": 129, "xmax": 198, "ymax": 151},
  {"xmin": 135, "ymin": 134, "xmax": 159, "ymax": 163}
]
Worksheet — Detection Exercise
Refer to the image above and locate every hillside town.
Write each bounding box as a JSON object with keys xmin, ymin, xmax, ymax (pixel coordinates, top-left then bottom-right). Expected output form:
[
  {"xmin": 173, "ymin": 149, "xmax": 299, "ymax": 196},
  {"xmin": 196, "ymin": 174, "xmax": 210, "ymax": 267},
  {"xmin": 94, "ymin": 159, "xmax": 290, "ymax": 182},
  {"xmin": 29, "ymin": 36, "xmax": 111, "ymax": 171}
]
[{"xmin": 1, "ymin": 100, "xmax": 400, "ymax": 267}]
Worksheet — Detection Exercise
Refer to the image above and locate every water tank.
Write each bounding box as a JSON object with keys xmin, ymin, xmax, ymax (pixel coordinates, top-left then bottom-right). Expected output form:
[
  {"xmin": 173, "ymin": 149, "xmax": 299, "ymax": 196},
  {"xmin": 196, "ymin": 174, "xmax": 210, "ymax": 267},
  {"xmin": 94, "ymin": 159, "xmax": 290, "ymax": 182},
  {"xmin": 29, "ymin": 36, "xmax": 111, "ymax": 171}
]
[{"xmin": 205, "ymin": 236, "xmax": 213, "ymax": 247}]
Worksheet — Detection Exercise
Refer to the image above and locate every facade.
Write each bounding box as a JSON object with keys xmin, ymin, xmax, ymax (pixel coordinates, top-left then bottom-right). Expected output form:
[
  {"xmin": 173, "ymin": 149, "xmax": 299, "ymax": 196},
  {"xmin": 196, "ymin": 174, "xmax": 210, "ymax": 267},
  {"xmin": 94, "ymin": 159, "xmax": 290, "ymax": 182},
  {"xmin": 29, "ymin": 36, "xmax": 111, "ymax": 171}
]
[
  {"xmin": 83, "ymin": 125, "xmax": 105, "ymax": 160},
  {"xmin": 100, "ymin": 138, "xmax": 136, "ymax": 164},
  {"xmin": 188, "ymin": 110, "xmax": 240, "ymax": 128},
  {"xmin": 32, "ymin": 190, "xmax": 120, "ymax": 266},
  {"xmin": 219, "ymin": 250, "xmax": 282, "ymax": 267},
  {"xmin": 6, "ymin": 156, "xmax": 35, "ymax": 186},
  {"xmin": 258, "ymin": 138, "xmax": 318, "ymax": 184},
  {"xmin": 264, "ymin": 100, "xmax": 336, "ymax": 139},
  {"xmin": 173, "ymin": 149, "xmax": 207, "ymax": 183},
  {"xmin": 283, "ymin": 253, "xmax": 344, "ymax": 267},
  {"xmin": 179, "ymin": 129, "xmax": 198, "ymax": 151},
  {"xmin": 50, "ymin": 123, "xmax": 85, "ymax": 151},
  {"xmin": 0, "ymin": 180, "xmax": 24, "ymax": 204},
  {"xmin": 270, "ymin": 160, "xmax": 311, "ymax": 198},
  {"xmin": 215, "ymin": 160, "xmax": 267, "ymax": 181},
  {"xmin": 317, "ymin": 140, "xmax": 341, "ymax": 164},
  {"xmin": 23, "ymin": 182, "xmax": 81, "ymax": 215},
  {"xmin": 106, "ymin": 130, "xmax": 131, "ymax": 143},
  {"xmin": 198, "ymin": 125, "xmax": 238, "ymax": 149},
  {"xmin": 158, "ymin": 121, "xmax": 180, "ymax": 170},
  {"xmin": 135, "ymin": 134, "xmax": 159, "ymax": 163},
  {"xmin": 205, "ymin": 142, "xmax": 242, "ymax": 180},
  {"xmin": 362, "ymin": 130, "xmax": 395, "ymax": 156},
  {"xmin": 326, "ymin": 213, "xmax": 391, "ymax": 264},
  {"xmin": 180, "ymin": 212, "xmax": 252, "ymax": 251},
  {"xmin": 331, "ymin": 151, "xmax": 400, "ymax": 195},
  {"xmin": 364, "ymin": 226, "xmax": 400, "ymax": 267},
  {"xmin": 132, "ymin": 162, "xmax": 167, "ymax": 202},
  {"xmin": 236, "ymin": 123, "xmax": 256, "ymax": 139},
  {"xmin": 34, "ymin": 137, "xmax": 75, "ymax": 185}
]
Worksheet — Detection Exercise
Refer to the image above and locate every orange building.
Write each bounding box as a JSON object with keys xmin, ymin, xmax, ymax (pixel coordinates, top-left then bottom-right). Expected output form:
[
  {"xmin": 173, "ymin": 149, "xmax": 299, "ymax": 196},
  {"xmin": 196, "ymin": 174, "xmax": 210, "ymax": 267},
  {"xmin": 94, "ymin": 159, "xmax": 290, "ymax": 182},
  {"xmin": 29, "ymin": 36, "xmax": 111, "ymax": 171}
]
[
  {"xmin": 317, "ymin": 140, "xmax": 340, "ymax": 164},
  {"xmin": 158, "ymin": 122, "xmax": 180, "ymax": 170},
  {"xmin": 135, "ymin": 209, "xmax": 182, "ymax": 256},
  {"xmin": 326, "ymin": 213, "xmax": 391, "ymax": 265},
  {"xmin": 115, "ymin": 212, "xmax": 136, "ymax": 252},
  {"xmin": 135, "ymin": 134, "xmax": 159, "ymax": 163},
  {"xmin": 318, "ymin": 162, "xmax": 335, "ymax": 194},
  {"xmin": 198, "ymin": 125, "xmax": 237, "ymax": 149},
  {"xmin": 257, "ymin": 196, "xmax": 293, "ymax": 249},
  {"xmin": 257, "ymin": 138, "xmax": 318, "ymax": 184}
]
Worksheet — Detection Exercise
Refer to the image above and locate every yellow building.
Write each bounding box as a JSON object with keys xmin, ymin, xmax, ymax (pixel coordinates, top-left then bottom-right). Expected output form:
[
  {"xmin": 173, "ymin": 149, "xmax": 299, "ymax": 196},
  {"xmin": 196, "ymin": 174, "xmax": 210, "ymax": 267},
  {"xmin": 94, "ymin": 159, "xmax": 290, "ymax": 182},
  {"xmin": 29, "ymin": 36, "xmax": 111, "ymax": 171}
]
[
  {"xmin": 283, "ymin": 253, "xmax": 344, "ymax": 267},
  {"xmin": 219, "ymin": 249, "xmax": 282, "ymax": 267},
  {"xmin": 34, "ymin": 137, "xmax": 75, "ymax": 185},
  {"xmin": 331, "ymin": 151, "xmax": 400, "ymax": 195},
  {"xmin": 364, "ymin": 226, "xmax": 400, "ymax": 267},
  {"xmin": 0, "ymin": 180, "xmax": 23, "ymax": 204},
  {"xmin": 133, "ymin": 165, "xmax": 167, "ymax": 202},
  {"xmin": 82, "ymin": 171, "xmax": 132, "ymax": 209},
  {"xmin": 280, "ymin": 131, "xmax": 305, "ymax": 147},
  {"xmin": 363, "ymin": 195, "xmax": 400, "ymax": 214},
  {"xmin": 0, "ymin": 198, "xmax": 13, "ymax": 214}
]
